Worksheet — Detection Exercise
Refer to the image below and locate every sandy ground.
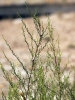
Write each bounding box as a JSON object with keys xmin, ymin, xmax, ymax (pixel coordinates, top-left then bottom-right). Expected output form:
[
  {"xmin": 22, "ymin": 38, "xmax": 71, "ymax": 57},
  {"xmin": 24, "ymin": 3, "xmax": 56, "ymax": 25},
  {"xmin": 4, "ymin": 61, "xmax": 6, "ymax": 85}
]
[
  {"xmin": 0, "ymin": 0, "xmax": 75, "ymax": 5},
  {"xmin": 0, "ymin": 12, "xmax": 75, "ymax": 97}
]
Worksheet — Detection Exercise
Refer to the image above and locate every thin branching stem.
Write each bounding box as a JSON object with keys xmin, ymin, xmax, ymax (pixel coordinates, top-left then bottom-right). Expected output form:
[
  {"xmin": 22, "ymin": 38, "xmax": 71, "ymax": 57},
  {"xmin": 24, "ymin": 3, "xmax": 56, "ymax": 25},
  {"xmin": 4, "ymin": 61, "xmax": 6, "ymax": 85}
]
[{"xmin": 2, "ymin": 36, "xmax": 29, "ymax": 76}]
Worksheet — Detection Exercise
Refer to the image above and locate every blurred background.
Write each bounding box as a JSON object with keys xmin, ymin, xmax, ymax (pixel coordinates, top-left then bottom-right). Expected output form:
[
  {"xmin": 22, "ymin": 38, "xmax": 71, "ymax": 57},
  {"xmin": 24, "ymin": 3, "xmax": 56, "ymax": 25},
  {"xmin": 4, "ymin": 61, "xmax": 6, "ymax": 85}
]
[
  {"xmin": 0, "ymin": 0, "xmax": 75, "ymax": 99},
  {"xmin": 0, "ymin": 0, "xmax": 75, "ymax": 5}
]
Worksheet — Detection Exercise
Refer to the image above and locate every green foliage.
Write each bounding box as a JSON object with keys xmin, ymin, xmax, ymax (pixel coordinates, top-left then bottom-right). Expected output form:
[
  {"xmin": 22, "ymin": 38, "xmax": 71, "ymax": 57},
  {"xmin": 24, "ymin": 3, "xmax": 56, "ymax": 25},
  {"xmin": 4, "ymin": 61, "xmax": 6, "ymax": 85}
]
[
  {"xmin": 8, "ymin": 83, "xmax": 22, "ymax": 100},
  {"xmin": 0, "ymin": 3, "xmax": 75, "ymax": 100}
]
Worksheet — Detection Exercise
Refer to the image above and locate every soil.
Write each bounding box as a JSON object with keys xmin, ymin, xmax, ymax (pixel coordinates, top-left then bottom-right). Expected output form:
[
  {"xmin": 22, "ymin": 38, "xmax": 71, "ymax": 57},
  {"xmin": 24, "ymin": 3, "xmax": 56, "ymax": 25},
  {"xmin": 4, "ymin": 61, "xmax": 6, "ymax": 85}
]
[{"xmin": 0, "ymin": 12, "xmax": 75, "ymax": 98}]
